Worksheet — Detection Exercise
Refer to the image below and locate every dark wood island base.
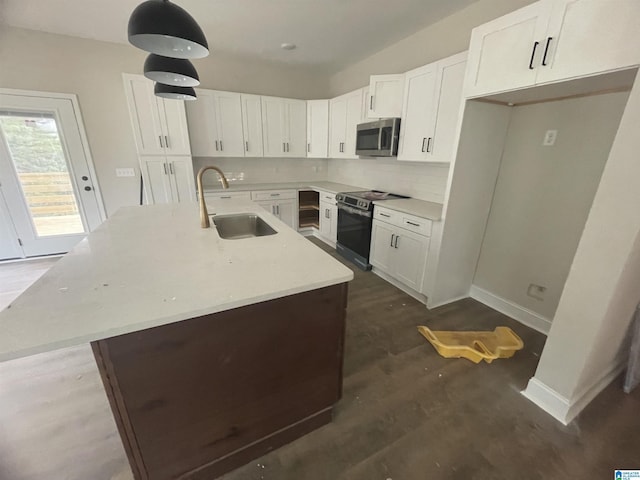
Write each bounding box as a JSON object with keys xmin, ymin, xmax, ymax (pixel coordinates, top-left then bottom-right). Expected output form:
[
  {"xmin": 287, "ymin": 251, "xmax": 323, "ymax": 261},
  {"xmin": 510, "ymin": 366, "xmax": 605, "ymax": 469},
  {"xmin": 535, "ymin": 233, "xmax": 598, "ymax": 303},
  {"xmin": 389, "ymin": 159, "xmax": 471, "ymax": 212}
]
[{"xmin": 92, "ymin": 283, "xmax": 348, "ymax": 480}]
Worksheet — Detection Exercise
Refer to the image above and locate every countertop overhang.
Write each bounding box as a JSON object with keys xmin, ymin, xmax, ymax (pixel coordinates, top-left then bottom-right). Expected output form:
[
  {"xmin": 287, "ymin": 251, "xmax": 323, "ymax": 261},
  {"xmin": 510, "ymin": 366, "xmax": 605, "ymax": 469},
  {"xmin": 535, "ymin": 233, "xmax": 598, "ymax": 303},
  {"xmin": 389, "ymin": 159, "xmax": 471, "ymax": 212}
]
[{"xmin": 0, "ymin": 200, "xmax": 354, "ymax": 362}]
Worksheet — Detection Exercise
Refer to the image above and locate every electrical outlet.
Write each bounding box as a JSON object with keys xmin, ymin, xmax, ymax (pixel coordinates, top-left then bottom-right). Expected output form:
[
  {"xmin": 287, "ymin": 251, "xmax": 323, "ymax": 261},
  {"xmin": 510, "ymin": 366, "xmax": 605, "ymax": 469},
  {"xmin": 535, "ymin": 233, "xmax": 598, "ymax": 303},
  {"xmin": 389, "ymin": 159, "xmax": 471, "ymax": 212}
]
[
  {"xmin": 527, "ymin": 283, "xmax": 547, "ymax": 301},
  {"xmin": 543, "ymin": 130, "xmax": 558, "ymax": 146},
  {"xmin": 116, "ymin": 168, "xmax": 135, "ymax": 177}
]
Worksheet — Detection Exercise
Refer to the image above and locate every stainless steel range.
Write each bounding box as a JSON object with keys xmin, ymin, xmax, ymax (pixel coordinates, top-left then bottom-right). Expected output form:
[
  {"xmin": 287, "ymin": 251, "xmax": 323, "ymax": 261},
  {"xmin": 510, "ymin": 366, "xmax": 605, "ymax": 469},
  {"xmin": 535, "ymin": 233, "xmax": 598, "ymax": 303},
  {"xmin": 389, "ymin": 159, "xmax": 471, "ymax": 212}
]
[{"xmin": 335, "ymin": 190, "xmax": 408, "ymax": 270}]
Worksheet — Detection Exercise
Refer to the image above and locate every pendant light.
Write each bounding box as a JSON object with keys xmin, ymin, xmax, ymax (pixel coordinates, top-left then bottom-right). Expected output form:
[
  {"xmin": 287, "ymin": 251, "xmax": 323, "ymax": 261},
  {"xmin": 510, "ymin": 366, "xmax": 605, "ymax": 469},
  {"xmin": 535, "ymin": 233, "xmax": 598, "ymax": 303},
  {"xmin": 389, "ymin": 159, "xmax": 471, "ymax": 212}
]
[
  {"xmin": 144, "ymin": 54, "xmax": 200, "ymax": 87},
  {"xmin": 154, "ymin": 83, "xmax": 197, "ymax": 101},
  {"xmin": 128, "ymin": 0, "xmax": 209, "ymax": 59}
]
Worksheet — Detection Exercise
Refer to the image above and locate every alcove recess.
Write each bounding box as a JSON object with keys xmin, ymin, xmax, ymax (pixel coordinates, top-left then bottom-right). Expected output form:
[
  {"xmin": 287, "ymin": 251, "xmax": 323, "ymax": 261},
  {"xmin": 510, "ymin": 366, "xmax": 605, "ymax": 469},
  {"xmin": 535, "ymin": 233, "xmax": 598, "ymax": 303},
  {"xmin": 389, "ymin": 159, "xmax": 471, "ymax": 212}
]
[{"xmin": 298, "ymin": 190, "xmax": 319, "ymax": 229}]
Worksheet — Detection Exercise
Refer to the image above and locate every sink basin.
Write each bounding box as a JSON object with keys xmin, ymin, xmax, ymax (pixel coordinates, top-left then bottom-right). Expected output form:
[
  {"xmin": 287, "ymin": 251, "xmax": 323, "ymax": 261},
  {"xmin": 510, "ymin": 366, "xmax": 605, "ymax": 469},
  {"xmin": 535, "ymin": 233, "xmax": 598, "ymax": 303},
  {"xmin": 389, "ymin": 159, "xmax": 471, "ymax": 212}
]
[{"xmin": 212, "ymin": 214, "xmax": 277, "ymax": 239}]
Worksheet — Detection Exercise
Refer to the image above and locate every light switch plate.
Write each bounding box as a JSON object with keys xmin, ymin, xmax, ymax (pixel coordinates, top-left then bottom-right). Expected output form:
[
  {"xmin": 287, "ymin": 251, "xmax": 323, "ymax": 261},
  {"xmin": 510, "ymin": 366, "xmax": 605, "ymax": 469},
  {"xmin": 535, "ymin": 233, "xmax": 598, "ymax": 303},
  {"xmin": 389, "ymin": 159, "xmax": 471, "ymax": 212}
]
[
  {"xmin": 116, "ymin": 168, "xmax": 136, "ymax": 177},
  {"xmin": 543, "ymin": 130, "xmax": 558, "ymax": 146}
]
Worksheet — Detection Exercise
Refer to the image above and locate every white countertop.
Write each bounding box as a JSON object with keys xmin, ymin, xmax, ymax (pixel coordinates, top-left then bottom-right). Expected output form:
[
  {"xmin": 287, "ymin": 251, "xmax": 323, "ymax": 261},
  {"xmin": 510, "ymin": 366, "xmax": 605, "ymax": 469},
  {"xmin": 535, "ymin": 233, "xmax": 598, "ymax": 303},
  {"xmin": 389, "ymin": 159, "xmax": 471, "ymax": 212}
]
[
  {"xmin": 204, "ymin": 181, "xmax": 365, "ymax": 195},
  {"xmin": 373, "ymin": 198, "xmax": 444, "ymax": 220},
  {"xmin": 0, "ymin": 200, "xmax": 354, "ymax": 362}
]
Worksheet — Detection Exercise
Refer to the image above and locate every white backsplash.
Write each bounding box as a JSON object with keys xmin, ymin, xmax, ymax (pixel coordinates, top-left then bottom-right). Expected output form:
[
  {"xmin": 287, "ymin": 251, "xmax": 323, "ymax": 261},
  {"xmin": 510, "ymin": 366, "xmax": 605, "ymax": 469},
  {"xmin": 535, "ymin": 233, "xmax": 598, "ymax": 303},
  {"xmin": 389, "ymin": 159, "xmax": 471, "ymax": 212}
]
[
  {"xmin": 193, "ymin": 157, "xmax": 328, "ymax": 187},
  {"xmin": 327, "ymin": 158, "xmax": 449, "ymax": 203}
]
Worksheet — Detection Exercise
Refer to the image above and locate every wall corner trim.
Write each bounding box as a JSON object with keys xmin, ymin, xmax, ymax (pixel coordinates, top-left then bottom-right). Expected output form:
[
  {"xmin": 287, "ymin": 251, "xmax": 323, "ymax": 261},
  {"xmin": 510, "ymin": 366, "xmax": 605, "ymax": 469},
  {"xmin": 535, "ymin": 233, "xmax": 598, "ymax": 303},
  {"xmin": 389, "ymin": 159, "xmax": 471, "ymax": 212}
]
[{"xmin": 469, "ymin": 285, "xmax": 551, "ymax": 335}]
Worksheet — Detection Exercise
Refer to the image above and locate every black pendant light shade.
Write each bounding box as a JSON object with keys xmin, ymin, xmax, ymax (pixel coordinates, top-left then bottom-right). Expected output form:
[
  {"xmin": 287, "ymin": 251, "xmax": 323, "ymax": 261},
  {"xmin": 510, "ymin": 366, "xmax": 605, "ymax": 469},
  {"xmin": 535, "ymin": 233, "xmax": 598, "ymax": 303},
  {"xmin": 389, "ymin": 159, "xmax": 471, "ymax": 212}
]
[
  {"xmin": 144, "ymin": 54, "xmax": 200, "ymax": 87},
  {"xmin": 154, "ymin": 83, "xmax": 197, "ymax": 101},
  {"xmin": 128, "ymin": 0, "xmax": 209, "ymax": 59}
]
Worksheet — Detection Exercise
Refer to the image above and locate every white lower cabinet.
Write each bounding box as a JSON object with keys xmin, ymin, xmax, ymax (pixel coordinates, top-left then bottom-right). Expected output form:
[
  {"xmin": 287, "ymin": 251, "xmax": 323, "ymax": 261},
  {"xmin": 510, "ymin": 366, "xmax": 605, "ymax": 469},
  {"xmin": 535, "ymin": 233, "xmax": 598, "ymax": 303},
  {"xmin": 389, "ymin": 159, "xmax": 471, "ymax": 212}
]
[
  {"xmin": 252, "ymin": 190, "xmax": 297, "ymax": 229},
  {"xmin": 370, "ymin": 206, "xmax": 431, "ymax": 292},
  {"xmin": 319, "ymin": 200, "xmax": 338, "ymax": 244},
  {"xmin": 140, "ymin": 155, "xmax": 195, "ymax": 204}
]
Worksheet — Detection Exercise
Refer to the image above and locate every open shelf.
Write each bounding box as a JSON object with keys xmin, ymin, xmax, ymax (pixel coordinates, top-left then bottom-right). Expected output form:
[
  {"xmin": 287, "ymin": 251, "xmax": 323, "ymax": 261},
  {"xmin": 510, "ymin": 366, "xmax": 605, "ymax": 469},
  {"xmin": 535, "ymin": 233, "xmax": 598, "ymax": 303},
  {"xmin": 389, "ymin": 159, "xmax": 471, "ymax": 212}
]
[
  {"xmin": 299, "ymin": 204, "xmax": 320, "ymax": 211},
  {"xmin": 299, "ymin": 220, "xmax": 319, "ymax": 229},
  {"xmin": 298, "ymin": 190, "xmax": 319, "ymax": 230}
]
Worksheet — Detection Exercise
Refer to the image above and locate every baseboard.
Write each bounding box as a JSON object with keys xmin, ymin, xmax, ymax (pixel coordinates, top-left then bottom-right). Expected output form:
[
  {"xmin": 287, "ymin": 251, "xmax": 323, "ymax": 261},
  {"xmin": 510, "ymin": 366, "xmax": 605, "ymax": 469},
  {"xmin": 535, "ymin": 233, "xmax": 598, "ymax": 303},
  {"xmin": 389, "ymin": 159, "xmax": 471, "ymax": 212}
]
[
  {"xmin": 470, "ymin": 285, "xmax": 552, "ymax": 335},
  {"xmin": 522, "ymin": 360, "xmax": 626, "ymax": 425},
  {"xmin": 371, "ymin": 268, "xmax": 428, "ymax": 305},
  {"xmin": 426, "ymin": 294, "xmax": 470, "ymax": 310}
]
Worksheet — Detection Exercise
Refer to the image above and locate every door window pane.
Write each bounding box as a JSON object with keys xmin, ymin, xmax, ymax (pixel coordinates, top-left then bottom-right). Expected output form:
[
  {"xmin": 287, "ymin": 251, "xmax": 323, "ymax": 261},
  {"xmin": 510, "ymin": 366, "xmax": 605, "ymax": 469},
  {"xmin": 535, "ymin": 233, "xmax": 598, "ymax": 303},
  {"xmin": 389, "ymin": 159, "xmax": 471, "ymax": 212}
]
[{"xmin": 0, "ymin": 113, "xmax": 85, "ymax": 236}]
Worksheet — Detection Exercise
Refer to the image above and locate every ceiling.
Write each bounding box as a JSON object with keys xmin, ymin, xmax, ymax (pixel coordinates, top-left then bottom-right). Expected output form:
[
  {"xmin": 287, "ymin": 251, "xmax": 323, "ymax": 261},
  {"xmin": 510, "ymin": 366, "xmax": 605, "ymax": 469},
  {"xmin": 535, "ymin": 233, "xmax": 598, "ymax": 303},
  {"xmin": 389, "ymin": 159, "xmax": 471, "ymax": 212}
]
[{"xmin": 0, "ymin": 0, "xmax": 479, "ymax": 72}]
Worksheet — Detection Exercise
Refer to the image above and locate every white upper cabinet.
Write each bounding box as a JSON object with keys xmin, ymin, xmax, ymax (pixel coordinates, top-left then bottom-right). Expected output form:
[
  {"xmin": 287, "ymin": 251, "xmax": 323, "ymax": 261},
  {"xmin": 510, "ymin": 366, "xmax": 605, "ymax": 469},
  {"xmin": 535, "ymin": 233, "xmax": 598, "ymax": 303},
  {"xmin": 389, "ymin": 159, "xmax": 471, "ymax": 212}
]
[
  {"xmin": 185, "ymin": 89, "xmax": 244, "ymax": 157},
  {"xmin": 123, "ymin": 74, "xmax": 191, "ymax": 156},
  {"xmin": 536, "ymin": 0, "xmax": 640, "ymax": 84},
  {"xmin": 366, "ymin": 74, "xmax": 405, "ymax": 118},
  {"xmin": 398, "ymin": 52, "xmax": 467, "ymax": 163},
  {"xmin": 465, "ymin": 0, "xmax": 640, "ymax": 98},
  {"xmin": 241, "ymin": 94, "xmax": 264, "ymax": 157},
  {"xmin": 261, "ymin": 96, "xmax": 307, "ymax": 157},
  {"xmin": 306, "ymin": 100, "xmax": 329, "ymax": 158},
  {"xmin": 329, "ymin": 88, "xmax": 364, "ymax": 159},
  {"xmin": 465, "ymin": 2, "xmax": 552, "ymax": 98}
]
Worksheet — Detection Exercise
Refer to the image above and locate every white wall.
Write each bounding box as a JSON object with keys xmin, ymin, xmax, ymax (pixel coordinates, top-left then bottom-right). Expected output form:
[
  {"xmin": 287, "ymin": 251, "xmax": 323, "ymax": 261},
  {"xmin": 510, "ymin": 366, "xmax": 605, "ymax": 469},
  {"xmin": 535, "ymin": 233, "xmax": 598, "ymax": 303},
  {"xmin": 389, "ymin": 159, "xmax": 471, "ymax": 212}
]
[
  {"xmin": 328, "ymin": 0, "xmax": 535, "ymax": 96},
  {"xmin": 193, "ymin": 157, "xmax": 327, "ymax": 188},
  {"xmin": 0, "ymin": 26, "xmax": 330, "ymax": 217},
  {"xmin": 474, "ymin": 92, "xmax": 629, "ymax": 320}
]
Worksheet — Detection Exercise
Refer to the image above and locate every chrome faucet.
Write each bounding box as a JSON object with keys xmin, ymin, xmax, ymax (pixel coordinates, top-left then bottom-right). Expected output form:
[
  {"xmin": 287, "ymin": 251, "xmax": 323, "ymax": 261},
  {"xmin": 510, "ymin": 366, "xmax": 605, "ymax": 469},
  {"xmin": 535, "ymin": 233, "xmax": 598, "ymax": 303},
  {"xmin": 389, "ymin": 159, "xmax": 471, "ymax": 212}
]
[{"xmin": 197, "ymin": 166, "xmax": 229, "ymax": 228}]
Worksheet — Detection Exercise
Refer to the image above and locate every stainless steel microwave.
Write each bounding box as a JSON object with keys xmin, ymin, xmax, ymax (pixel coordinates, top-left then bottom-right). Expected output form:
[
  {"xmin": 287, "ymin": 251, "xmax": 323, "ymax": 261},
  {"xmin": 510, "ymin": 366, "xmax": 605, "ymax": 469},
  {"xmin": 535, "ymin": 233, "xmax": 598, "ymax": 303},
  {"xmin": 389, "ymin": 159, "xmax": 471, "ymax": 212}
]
[{"xmin": 356, "ymin": 118, "xmax": 401, "ymax": 157}]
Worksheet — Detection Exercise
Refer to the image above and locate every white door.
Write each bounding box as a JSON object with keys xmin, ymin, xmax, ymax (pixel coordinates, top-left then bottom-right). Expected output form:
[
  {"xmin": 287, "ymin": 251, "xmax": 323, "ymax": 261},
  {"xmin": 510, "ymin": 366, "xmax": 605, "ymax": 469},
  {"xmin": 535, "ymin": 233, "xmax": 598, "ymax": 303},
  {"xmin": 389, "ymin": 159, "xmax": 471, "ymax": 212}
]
[
  {"xmin": 393, "ymin": 229, "xmax": 429, "ymax": 291},
  {"xmin": 430, "ymin": 53, "xmax": 467, "ymax": 164},
  {"xmin": 369, "ymin": 221, "xmax": 394, "ymax": 273},
  {"xmin": 367, "ymin": 74, "xmax": 405, "ymax": 118},
  {"xmin": 261, "ymin": 97, "xmax": 286, "ymax": 157},
  {"xmin": 123, "ymin": 74, "xmax": 165, "ymax": 155},
  {"xmin": 397, "ymin": 63, "xmax": 438, "ymax": 162},
  {"xmin": 536, "ymin": 0, "xmax": 640, "ymax": 85},
  {"xmin": 0, "ymin": 93, "xmax": 105, "ymax": 258},
  {"xmin": 344, "ymin": 90, "xmax": 364, "ymax": 159},
  {"xmin": 141, "ymin": 157, "xmax": 172, "ymax": 204},
  {"xmin": 329, "ymin": 96, "xmax": 347, "ymax": 158},
  {"xmin": 167, "ymin": 156, "xmax": 196, "ymax": 203},
  {"xmin": 307, "ymin": 100, "xmax": 329, "ymax": 158},
  {"xmin": 186, "ymin": 90, "xmax": 219, "ymax": 156},
  {"xmin": 214, "ymin": 92, "xmax": 245, "ymax": 157},
  {"xmin": 241, "ymin": 94, "xmax": 263, "ymax": 157},
  {"xmin": 157, "ymin": 97, "xmax": 191, "ymax": 155},
  {"xmin": 276, "ymin": 200, "xmax": 297, "ymax": 229},
  {"xmin": 285, "ymin": 99, "xmax": 307, "ymax": 157},
  {"xmin": 465, "ymin": 1, "xmax": 553, "ymax": 97}
]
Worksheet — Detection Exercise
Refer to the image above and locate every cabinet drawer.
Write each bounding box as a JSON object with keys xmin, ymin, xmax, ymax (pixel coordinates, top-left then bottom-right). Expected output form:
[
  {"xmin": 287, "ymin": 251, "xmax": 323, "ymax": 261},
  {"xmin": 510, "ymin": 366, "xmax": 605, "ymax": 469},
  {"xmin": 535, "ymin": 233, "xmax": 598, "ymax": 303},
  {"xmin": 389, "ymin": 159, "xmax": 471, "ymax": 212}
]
[
  {"xmin": 204, "ymin": 191, "xmax": 251, "ymax": 201},
  {"xmin": 251, "ymin": 190, "xmax": 297, "ymax": 201},
  {"xmin": 374, "ymin": 205, "xmax": 432, "ymax": 237},
  {"xmin": 315, "ymin": 189, "xmax": 337, "ymax": 204},
  {"xmin": 374, "ymin": 205, "xmax": 401, "ymax": 224}
]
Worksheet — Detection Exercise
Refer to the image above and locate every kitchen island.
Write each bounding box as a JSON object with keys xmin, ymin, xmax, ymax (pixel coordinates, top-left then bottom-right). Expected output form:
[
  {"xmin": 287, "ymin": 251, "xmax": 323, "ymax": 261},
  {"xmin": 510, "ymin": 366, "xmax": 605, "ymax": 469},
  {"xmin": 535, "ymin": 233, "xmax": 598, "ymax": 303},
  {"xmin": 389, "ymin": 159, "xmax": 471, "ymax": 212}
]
[{"xmin": 0, "ymin": 199, "xmax": 354, "ymax": 480}]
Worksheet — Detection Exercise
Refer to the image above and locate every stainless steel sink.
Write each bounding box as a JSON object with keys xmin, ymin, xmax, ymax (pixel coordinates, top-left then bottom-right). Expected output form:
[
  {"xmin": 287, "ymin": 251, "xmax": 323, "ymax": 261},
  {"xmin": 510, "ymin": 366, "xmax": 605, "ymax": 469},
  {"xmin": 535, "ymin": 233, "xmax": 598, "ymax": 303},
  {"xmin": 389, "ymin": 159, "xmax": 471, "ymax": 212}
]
[{"xmin": 212, "ymin": 214, "xmax": 277, "ymax": 239}]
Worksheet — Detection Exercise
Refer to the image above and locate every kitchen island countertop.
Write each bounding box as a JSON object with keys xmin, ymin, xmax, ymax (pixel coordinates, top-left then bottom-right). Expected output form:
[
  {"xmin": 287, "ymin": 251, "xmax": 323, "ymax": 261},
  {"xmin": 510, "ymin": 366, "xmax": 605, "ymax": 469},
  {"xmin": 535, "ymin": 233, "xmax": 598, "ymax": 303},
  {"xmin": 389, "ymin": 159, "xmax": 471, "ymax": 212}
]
[{"xmin": 0, "ymin": 200, "xmax": 354, "ymax": 362}]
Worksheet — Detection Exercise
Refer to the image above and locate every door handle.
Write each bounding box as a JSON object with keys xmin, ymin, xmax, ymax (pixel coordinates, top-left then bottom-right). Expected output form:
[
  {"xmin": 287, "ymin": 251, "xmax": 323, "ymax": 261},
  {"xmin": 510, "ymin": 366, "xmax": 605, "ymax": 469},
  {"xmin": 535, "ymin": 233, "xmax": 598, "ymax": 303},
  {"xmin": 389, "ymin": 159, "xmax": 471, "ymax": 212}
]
[
  {"xmin": 159, "ymin": 135, "xmax": 163, "ymax": 148},
  {"xmin": 394, "ymin": 235, "xmax": 399, "ymax": 248},
  {"xmin": 169, "ymin": 163, "xmax": 174, "ymax": 175},
  {"xmin": 283, "ymin": 142, "xmax": 286, "ymax": 152},
  {"xmin": 426, "ymin": 137, "xmax": 432, "ymax": 153},
  {"xmin": 307, "ymin": 143, "xmax": 310, "ymax": 153},
  {"xmin": 287, "ymin": 142, "xmax": 290, "ymax": 152},
  {"xmin": 390, "ymin": 233, "xmax": 394, "ymax": 247},
  {"xmin": 529, "ymin": 41, "xmax": 540, "ymax": 70},
  {"xmin": 220, "ymin": 140, "xmax": 223, "ymax": 151},
  {"xmin": 542, "ymin": 37, "xmax": 553, "ymax": 66},
  {"xmin": 165, "ymin": 135, "xmax": 169, "ymax": 149},
  {"xmin": 370, "ymin": 95, "xmax": 374, "ymax": 110},
  {"xmin": 421, "ymin": 138, "xmax": 427, "ymax": 152},
  {"xmin": 276, "ymin": 204, "xmax": 280, "ymax": 215},
  {"xmin": 215, "ymin": 140, "xmax": 219, "ymax": 151},
  {"xmin": 163, "ymin": 163, "xmax": 168, "ymax": 175},
  {"xmin": 270, "ymin": 193, "xmax": 280, "ymax": 197},
  {"xmin": 245, "ymin": 141, "xmax": 249, "ymax": 152}
]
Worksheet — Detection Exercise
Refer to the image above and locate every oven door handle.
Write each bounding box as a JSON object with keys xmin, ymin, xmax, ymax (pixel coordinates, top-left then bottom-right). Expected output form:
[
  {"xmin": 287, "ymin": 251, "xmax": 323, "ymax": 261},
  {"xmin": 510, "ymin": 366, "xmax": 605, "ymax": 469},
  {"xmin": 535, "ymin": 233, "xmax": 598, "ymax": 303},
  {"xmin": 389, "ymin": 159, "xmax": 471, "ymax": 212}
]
[
  {"xmin": 338, "ymin": 203, "xmax": 372, "ymax": 218},
  {"xmin": 377, "ymin": 126, "xmax": 383, "ymax": 151}
]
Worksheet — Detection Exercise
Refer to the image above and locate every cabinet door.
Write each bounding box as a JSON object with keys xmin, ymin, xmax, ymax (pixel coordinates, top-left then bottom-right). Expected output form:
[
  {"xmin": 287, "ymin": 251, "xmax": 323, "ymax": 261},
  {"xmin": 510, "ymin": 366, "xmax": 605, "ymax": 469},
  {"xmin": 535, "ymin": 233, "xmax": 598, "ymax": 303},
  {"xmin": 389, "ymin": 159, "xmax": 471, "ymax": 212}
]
[
  {"xmin": 168, "ymin": 156, "xmax": 196, "ymax": 203},
  {"xmin": 430, "ymin": 53, "xmax": 467, "ymax": 164},
  {"xmin": 255, "ymin": 200, "xmax": 276, "ymax": 215},
  {"xmin": 261, "ymin": 97, "xmax": 286, "ymax": 157},
  {"xmin": 393, "ymin": 228, "xmax": 430, "ymax": 292},
  {"xmin": 158, "ymin": 98, "xmax": 192, "ymax": 155},
  {"xmin": 367, "ymin": 74, "xmax": 405, "ymax": 118},
  {"xmin": 328, "ymin": 203, "xmax": 338, "ymax": 244},
  {"xmin": 465, "ymin": 1, "xmax": 553, "ymax": 97},
  {"xmin": 140, "ymin": 157, "xmax": 172, "ymax": 204},
  {"xmin": 215, "ymin": 91, "xmax": 245, "ymax": 157},
  {"xmin": 307, "ymin": 100, "xmax": 329, "ymax": 158},
  {"xmin": 123, "ymin": 74, "xmax": 165, "ymax": 155},
  {"xmin": 397, "ymin": 63, "xmax": 438, "ymax": 162},
  {"xmin": 319, "ymin": 199, "xmax": 332, "ymax": 239},
  {"xmin": 536, "ymin": 0, "xmax": 640, "ymax": 85},
  {"xmin": 284, "ymin": 99, "xmax": 307, "ymax": 157},
  {"xmin": 344, "ymin": 89, "xmax": 364, "ymax": 159},
  {"xmin": 185, "ymin": 90, "xmax": 219, "ymax": 156},
  {"xmin": 241, "ymin": 94, "xmax": 264, "ymax": 157},
  {"xmin": 276, "ymin": 200, "xmax": 297, "ymax": 229},
  {"xmin": 370, "ymin": 221, "xmax": 395, "ymax": 273},
  {"xmin": 328, "ymin": 96, "xmax": 347, "ymax": 158}
]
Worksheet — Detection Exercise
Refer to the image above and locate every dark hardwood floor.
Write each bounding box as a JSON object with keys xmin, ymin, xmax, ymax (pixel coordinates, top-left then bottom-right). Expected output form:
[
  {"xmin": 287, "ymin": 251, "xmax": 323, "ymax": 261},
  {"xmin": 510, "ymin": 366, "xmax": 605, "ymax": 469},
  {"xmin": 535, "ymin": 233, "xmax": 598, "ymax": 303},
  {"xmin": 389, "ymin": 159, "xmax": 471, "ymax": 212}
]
[{"xmin": 1, "ymin": 238, "xmax": 638, "ymax": 479}]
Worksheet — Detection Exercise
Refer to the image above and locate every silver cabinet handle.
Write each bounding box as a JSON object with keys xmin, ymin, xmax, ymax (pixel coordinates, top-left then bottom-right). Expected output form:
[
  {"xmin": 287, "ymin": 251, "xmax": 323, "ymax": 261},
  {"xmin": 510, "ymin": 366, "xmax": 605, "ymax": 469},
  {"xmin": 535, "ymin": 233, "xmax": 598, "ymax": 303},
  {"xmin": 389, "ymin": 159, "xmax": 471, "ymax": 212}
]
[
  {"xmin": 426, "ymin": 137, "xmax": 432, "ymax": 153},
  {"xmin": 283, "ymin": 142, "xmax": 286, "ymax": 152},
  {"xmin": 215, "ymin": 140, "xmax": 219, "ymax": 151},
  {"xmin": 370, "ymin": 95, "xmax": 374, "ymax": 110},
  {"xmin": 220, "ymin": 140, "xmax": 223, "ymax": 151},
  {"xmin": 245, "ymin": 141, "xmax": 249, "ymax": 151},
  {"xmin": 325, "ymin": 208, "xmax": 329, "ymax": 219},
  {"xmin": 220, "ymin": 196, "xmax": 231, "ymax": 199},
  {"xmin": 271, "ymin": 205, "xmax": 276, "ymax": 214},
  {"xmin": 390, "ymin": 233, "xmax": 394, "ymax": 247},
  {"xmin": 270, "ymin": 193, "xmax": 280, "ymax": 197},
  {"xmin": 406, "ymin": 221, "xmax": 421, "ymax": 227},
  {"xmin": 379, "ymin": 212, "xmax": 390, "ymax": 218},
  {"xmin": 159, "ymin": 135, "xmax": 163, "ymax": 148},
  {"xmin": 169, "ymin": 163, "xmax": 174, "ymax": 175},
  {"xmin": 165, "ymin": 135, "xmax": 169, "ymax": 149},
  {"xmin": 394, "ymin": 235, "xmax": 399, "ymax": 249},
  {"xmin": 276, "ymin": 204, "xmax": 280, "ymax": 215},
  {"xmin": 163, "ymin": 163, "xmax": 168, "ymax": 175},
  {"xmin": 287, "ymin": 142, "xmax": 290, "ymax": 152},
  {"xmin": 307, "ymin": 143, "xmax": 310, "ymax": 153},
  {"xmin": 421, "ymin": 138, "xmax": 427, "ymax": 152}
]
